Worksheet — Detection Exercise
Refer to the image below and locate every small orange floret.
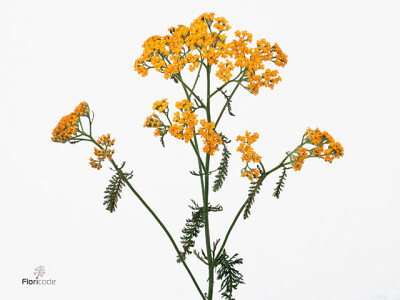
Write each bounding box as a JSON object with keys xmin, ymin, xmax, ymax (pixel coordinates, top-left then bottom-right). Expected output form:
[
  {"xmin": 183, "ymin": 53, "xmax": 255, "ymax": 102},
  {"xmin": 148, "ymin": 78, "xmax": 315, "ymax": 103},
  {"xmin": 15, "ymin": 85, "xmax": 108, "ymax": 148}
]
[
  {"xmin": 168, "ymin": 99, "xmax": 198, "ymax": 143},
  {"xmin": 292, "ymin": 147, "xmax": 308, "ymax": 171},
  {"xmin": 241, "ymin": 168, "xmax": 261, "ymax": 181},
  {"xmin": 152, "ymin": 98, "xmax": 169, "ymax": 113},
  {"xmin": 89, "ymin": 134, "xmax": 115, "ymax": 170},
  {"xmin": 74, "ymin": 102, "xmax": 88, "ymax": 116},
  {"xmin": 236, "ymin": 131, "xmax": 262, "ymax": 164},
  {"xmin": 237, "ymin": 131, "xmax": 262, "ymax": 181}
]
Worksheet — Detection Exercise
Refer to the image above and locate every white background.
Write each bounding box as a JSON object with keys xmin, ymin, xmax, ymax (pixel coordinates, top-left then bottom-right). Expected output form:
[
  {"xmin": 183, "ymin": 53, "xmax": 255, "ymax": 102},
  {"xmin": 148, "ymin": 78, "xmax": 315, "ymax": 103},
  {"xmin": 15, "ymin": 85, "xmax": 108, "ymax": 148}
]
[{"xmin": 1, "ymin": 0, "xmax": 400, "ymax": 299}]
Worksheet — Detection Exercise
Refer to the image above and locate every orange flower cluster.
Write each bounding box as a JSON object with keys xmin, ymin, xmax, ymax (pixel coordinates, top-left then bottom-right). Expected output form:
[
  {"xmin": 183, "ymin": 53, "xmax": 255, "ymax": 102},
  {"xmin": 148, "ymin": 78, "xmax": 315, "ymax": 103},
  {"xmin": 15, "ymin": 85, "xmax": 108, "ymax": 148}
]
[
  {"xmin": 305, "ymin": 128, "xmax": 344, "ymax": 163},
  {"xmin": 168, "ymin": 99, "xmax": 198, "ymax": 143},
  {"xmin": 152, "ymin": 98, "xmax": 169, "ymax": 113},
  {"xmin": 215, "ymin": 61, "xmax": 234, "ymax": 82},
  {"xmin": 134, "ymin": 12, "xmax": 287, "ymax": 95},
  {"xmin": 89, "ymin": 134, "xmax": 115, "ymax": 170},
  {"xmin": 292, "ymin": 147, "xmax": 308, "ymax": 171},
  {"xmin": 236, "ymin": 131, "xmax": 262, "ymax": 164},
  {"xmin": 237, "ymin": 131, "xmax": 262, "ymax": 181},
  {"xmin": 198, "ymin": 120, "xmax": 222, "ymax": 155},
  {"xmin": 51, "ymin": 102, "xmax": 88, "ymax": 143},
  {"xmin": 143, "ymin": 113, "xmax": 163, "ymax": 137},
  {"xmin": 242, "ymin": 168, "xmax": 261, "ymax": 181},
  {"xmin": 74, "ymin": 102, "xmax": 88, "ymax": 116},
  {"xmin": 97, "ymin": 134, "xmax": 115, "ymax": 148}
]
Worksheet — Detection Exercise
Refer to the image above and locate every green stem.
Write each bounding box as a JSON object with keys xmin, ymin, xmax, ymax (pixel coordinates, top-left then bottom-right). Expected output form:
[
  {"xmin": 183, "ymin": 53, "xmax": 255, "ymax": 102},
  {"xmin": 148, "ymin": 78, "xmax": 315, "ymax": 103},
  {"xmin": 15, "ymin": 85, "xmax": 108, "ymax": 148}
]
[
  {"xmin": 193, "ymin": 134, "xmax": 206, "ymax": 215},
  {"xmin": 85, "ymin": 132, "xmax": 206, "ymax": 300},
  {"xmin": 214, "ymin": 72, "xmax": 245, "ymax": 129},
  {"xmin": 209, "ymin": 70, "xmax": 244, "ymax": 99},
  {"xmin": 215, "ymin": 153, "xmax": 292, "ymax": 262},
  {"xmin": 190, "ymin": 140, "xmax": 206, "ymax": 172},
  {"xmin": 175, "ymin": 73, "xmax": 206, "ymax": 109},
  {"xmin": 165, "ymin": 111, "xmax": 206, "ymax": 174},
  {"xmin": 189, "ymin": 59, "xmax": 203, "ymax": 100},
  {"xmin": 115, "ymin": 160, "xmax": 206, "ymax": 300},
  {"xmin": 204, "ymin": 64, "xmax": 214, "ymax": 300}
]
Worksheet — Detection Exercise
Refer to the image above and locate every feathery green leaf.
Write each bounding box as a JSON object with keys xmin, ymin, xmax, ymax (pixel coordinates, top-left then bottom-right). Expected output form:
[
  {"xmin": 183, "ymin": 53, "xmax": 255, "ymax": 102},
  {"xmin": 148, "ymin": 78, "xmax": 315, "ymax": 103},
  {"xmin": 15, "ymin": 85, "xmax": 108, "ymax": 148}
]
[
  {"xmin": 213, "ymin": 133, "xmax": 231, "ymax": 192},
  {"xmin": 103, "ymin": 162, "xmax": 133, "ymax": 213},
  {"xmin": 177, "ymin": 200, "xmax": 205, "ymax": 262},
  {"xmin": 178, "ymin": 200, "xmax": 223, "ymax": 262},
  {"xmin": 216, "ymin": 250, "xmax": 245, "ymax": 300},
  {"xmin": 243, "ymin": 172, "xmax": 266, "ymax": 219},
  {"xmin": 272, "ymin": 167, "xmax": 287, "ymax": 199}
]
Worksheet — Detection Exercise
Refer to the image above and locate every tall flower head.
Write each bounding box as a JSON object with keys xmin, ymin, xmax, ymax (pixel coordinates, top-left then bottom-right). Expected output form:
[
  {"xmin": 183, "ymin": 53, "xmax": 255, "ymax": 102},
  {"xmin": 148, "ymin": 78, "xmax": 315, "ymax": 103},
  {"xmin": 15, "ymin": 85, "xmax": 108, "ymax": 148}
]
[
  {"xmin": 134, "ymin": 12, "xmax": 287, "ymax": 95},
  {"xmin": 51, "ymin": 102, "xmax": 88, "ymax": 143}
]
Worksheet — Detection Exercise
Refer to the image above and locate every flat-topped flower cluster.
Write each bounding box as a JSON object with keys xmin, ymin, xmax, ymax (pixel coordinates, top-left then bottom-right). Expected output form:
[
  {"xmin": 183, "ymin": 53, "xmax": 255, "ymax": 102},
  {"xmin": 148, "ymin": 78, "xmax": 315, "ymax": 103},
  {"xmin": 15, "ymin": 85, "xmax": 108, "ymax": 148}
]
[{"xmin": 134, "ymin": 12, "xmax": 288, "ymax": 95}]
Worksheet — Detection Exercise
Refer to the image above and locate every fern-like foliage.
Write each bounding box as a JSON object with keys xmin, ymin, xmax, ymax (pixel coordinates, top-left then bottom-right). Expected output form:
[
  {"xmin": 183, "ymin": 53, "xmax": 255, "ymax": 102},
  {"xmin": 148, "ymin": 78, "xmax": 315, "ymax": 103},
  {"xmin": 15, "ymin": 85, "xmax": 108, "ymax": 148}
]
[
  {"xmin": 216, "ymin": 250, "xmax": 245, "ymax": 300},
  {"xmin": 243, "ymin": 172, "xmax": 266, "ymax": 219},
  {"xmin": 272, "ymin": 167, "xmax": 287, "ymax": 199},
  {"xmin": 103, "ymin": 162, "xmax": 133, "ymax": 213},
  {"xmin": 178, "ymin": 200, "xmax": 223, "ymax": 262},
  {"xmin": 177, "ymin": 200, "xmax": 205, "ymax": 262},
  {"xmin": 213, "ymin": 133, "xmax": 231, "ymax": 192}
]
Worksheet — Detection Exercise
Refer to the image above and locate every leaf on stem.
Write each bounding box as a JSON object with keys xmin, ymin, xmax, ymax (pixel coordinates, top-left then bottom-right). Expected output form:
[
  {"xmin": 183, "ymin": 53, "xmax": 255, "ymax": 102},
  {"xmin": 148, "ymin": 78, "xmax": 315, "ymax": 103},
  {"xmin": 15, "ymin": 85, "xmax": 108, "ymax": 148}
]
[
  {"xmin": 216, "ymin": 249, "xmax": 245, "ymax": 300},
  {"xmin": 217, "ymin": 88, "xmax": 235, "ymax": 116},
  {"xmin": 243, "ymin": 173, "xmax": 266, "ymax": 219},
  {"xmin": 103, "ymin": 162, "xmax": 133, "ymax": 213},
  {"xmin": 177, "ymin": 200, "xmax": 205, "ymax": 262},
  {"xmin": 272, "ymin": 167, "xmax": 287, "ymax": 199},
  {"xmin": 213, "ymin": 133, "xmax": 231, "ymax": 192},
  {"xmin": 177, "ymin": 200, "xmax": 223, "ymax": 263}
]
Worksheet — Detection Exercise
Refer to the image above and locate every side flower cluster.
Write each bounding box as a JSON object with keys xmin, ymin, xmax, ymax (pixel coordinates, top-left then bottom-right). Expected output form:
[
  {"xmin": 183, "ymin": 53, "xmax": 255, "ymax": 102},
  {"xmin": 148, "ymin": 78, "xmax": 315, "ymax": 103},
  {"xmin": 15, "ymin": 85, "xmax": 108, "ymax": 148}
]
[
  {"xmin": 236, "ymin": 131, "xmax": 262, "ymax": 181},
  {"xmin": 144, "ymin": 113, "xmax": 164, "ymax": 137},
  {"xmin": 134, "ymin": 12, "xmax": 287, "ymax": 95},
  {"xmin": 89, "ymin": 134, "xmax": 115, "ymax": 170},
  {"xmin": 51, "ymin": 102, "xmax": 88, "ymax": 143},
  {"xmin": 290, "ymin": 128, "xmax": 344, "ymax": 171},
  {"xmin": 152, "ymin": 98, "xmax": 169, "ymax": 113},
  {"xmin": 168, "ymin": 99, "xmax": 198, "ymax": 143},
  {"xmin": 198, "ymin": 120, "xmax": 222, "ymax": 156},
  {"xmin": 292, "ymin": 147, "xmax": 308, "ymax": 171},
  {"xmin": 144, "ymin": 99, "xmax": 170, "ymax": 137},
  {"xmin": 305, "ymin": 128, "xmax": 344, "ymax": 163}
]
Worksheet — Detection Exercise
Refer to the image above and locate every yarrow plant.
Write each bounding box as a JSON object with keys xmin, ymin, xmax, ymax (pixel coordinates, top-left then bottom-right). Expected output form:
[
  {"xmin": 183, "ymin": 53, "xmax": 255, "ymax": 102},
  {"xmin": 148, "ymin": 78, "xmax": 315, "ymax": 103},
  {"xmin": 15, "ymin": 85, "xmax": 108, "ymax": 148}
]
[{"xmin": 52, "ymin": 12, "xmax": 344, "ymax": 299}]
